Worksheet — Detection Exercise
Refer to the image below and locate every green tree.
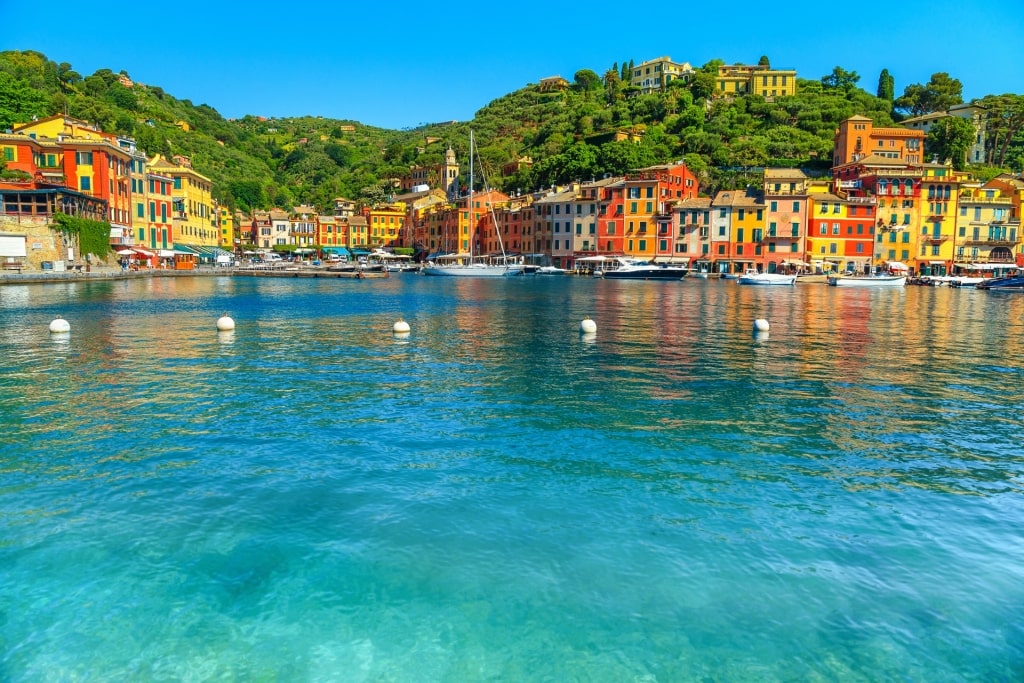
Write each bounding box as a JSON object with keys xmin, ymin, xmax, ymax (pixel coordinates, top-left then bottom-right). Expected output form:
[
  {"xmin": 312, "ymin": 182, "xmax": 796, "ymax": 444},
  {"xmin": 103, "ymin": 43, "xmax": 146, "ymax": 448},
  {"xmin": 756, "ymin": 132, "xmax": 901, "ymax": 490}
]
[
  {"xmin": 894, "ymin": 72, "xmax": 963, "ymax": 116},
  {"xmin": 0, "ymin": 71, "xmax": 50, "ymax": 129},
  {"xmin": 573, "ymin": 69, "xmax": 601, "ymax": 94},
  {"xmin": 979, "ymin": 93, "xmax": 1024, "ymax": 167},
  {"xmin": 603, "ymin": 68, "xmax": 621, "ymax": 103},
  {"xmin": 228, "ymin": 180, "xmax": 266, "ymax": 211},
  {"xmin": 821, "ymin": 66, "xmax": 860, "ymax": 90},
  {"xmin": 876, "ymin": 68, "xmax": 894, "ymax": 102},
  {"xmin": 925, "ymin": 116, "xmax": 975, "ymax": 169},
  {"xmin": 758, "ymin": 55, "xmax": 770, "ymax": 67},
  {"xmin": 690, "ymin": 70, "xmax": 717, "ymax": 100}
]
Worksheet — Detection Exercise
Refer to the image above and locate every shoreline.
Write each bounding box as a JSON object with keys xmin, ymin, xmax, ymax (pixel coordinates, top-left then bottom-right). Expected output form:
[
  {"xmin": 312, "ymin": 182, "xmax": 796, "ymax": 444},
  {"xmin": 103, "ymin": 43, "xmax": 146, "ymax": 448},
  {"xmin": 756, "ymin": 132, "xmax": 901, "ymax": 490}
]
[{"xmin": 0, "ymin": 265, "xmax": 400, "ymax": 286}]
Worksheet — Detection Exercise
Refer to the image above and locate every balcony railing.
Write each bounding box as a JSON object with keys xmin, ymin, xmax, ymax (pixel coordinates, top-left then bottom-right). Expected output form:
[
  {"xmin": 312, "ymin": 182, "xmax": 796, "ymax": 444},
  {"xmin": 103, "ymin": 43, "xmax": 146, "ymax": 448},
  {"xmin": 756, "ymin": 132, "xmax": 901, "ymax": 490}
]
[
  {"xmin": 962, "ymin": 238, "xmax": 1016, "ymax": 246},
  {"xmin": 922, "ymin": 235, "xmax": 949, "ymax": 244}
]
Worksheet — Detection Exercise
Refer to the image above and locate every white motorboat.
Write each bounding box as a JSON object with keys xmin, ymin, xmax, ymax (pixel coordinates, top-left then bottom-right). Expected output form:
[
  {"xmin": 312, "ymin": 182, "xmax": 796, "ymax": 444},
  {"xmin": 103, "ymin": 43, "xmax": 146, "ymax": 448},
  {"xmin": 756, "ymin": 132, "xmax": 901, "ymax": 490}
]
[
  {"xmin": 598, "ymin": 257, "xmax": 687, "ymax": 280},
  {"xmin": 828, "ymin": 275, "xmax": 906, "ymax": 287},
  {"xmin": 736, "ymin": 269, "xmax": 796, "ymax": 286},
  {"xmin": 536, "ymin": 266, "xmax": 568, "ymax": 275}
]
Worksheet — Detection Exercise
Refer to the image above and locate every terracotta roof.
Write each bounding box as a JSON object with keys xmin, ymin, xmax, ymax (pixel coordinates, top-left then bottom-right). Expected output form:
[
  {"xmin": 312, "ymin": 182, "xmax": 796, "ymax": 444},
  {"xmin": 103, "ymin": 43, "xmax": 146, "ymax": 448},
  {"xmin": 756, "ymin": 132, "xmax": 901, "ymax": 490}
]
[
  {"xmin": 676, "ymin": 197, "xmax": 713, "ymax": 209},
  {"xmin": 763, "ymin": 168, "xmax": 807, "ymax": 180}
]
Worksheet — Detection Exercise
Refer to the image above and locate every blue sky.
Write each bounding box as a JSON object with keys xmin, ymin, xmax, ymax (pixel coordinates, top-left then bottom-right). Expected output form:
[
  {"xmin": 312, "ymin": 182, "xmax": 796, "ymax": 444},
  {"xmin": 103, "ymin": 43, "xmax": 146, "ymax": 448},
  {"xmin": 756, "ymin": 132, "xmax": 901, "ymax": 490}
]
[{"xmin": 3, "ymin": 1, "xmax": 1022, "ymax": 130}]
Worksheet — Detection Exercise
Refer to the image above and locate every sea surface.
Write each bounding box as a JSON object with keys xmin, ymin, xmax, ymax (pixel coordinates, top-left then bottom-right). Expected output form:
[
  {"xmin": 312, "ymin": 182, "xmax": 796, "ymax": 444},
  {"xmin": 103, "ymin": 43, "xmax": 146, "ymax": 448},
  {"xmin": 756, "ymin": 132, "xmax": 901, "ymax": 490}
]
[{"xmin": 1, "ymin": 274, "xmax": 1023, "ymax": 682}]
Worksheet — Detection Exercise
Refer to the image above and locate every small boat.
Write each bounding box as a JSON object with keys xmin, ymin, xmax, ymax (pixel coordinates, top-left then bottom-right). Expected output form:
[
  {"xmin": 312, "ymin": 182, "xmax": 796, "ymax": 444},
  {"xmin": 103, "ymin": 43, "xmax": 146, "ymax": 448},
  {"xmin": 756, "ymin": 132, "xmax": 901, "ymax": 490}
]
[
  {"xmin": 828, "ymin": 274, "xmax": 906, "ymax": 287},
  {"xmin": 795, "ymin": 272, "xmax": 831, "ymax": 284},
  {"xmin": 536, "ymin": 266, "xmax": 568, "ymax": 276},
  {"xmin": 737, "ymin": 269, "xmax": 796, "ymax": 286},
  {"xmin": 721, "ymin": 273, "xmax": 739, "ymax": 280},
  {"xmin": 598, "ymin": 257, "xmax": 687, "ymax": 280},
  {"xmin": 976, "ymin": 273, "xmax": 1024, "ymax": 291},
  {"xmin": 692, "ymin": 266, "xmax": 709, "ymax": 279}
]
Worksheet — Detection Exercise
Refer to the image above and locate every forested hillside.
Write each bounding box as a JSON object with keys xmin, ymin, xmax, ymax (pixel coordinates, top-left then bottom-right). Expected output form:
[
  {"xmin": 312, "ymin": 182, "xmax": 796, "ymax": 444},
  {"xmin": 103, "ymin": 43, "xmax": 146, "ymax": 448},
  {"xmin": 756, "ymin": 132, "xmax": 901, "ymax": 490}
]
[{"xmin": 2, "ymin": 50, "xmax": 1022, "ymax": 213}]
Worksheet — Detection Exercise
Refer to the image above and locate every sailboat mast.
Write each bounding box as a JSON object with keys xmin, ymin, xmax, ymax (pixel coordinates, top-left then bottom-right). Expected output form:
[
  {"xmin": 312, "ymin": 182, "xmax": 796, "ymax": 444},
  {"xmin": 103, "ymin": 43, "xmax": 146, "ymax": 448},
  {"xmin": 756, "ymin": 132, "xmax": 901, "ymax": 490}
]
[{"xmin": 469, "ymin": 130, "xmax": 474, "ymax": 257}]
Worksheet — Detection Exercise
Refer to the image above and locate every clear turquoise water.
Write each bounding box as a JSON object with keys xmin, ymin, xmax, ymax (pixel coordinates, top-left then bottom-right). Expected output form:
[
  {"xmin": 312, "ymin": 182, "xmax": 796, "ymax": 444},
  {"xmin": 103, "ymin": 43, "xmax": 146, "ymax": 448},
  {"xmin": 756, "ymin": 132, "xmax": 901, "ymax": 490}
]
[{"xmin": 1, "ymin": 275, "xmax": 1023, "ymax": 681}]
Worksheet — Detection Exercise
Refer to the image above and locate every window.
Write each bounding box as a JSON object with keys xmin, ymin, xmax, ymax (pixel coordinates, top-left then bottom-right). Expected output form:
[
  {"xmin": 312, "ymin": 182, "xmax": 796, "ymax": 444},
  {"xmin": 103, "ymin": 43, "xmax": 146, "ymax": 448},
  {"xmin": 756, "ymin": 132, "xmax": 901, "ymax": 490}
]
[
  {"xmin": 738, "ymin": 209, "xmax": 745, "ymax": 220},
  {"xmin": 737, "ymin": 229, "xmax": 744, "ymax": 242},
  {"xmin": 792, "ymin": 202, "xmax": 800, "ymax": 212},
  {"xmin": 630, "ymin": 202, "xmax": 638, "ymax": 213},
  {"xmin": 832, "ymin": 223, "xmax": 840, "ymax": 235},
  {"xmin": 174, "ymin": 178, "xmax": 182, "ymax": 190},
  {"xmin": 638, "ymin": 240, "xmax": 646, "ymax": 251},
  {"xmin": 719, "ymin": 208, "xmax": 727, "ymax": 218},
  {"xmin": 718, "ymin": 225, "xmax": 726, "ymax": 237},
  {"xmin": 75, "ymin": 151, "xmax": 93, "ymax": 165},
  {"xmin": 137, "ymin": 204, "xmax": 144, "ymax": 218},
  {"xmin": 2, "ymin": 147, "xmax": 13, "ymax": 162},
  {"xmin": 770, "ymin": 201, "xmax": 778, "ymax": 212},
  {"xmin": 80, "ymin": 176, "xmax": 91, "ymax": 191},
  {"xmin": 791, "ymin": 222, "xmax": 799, "ymax": 237}
]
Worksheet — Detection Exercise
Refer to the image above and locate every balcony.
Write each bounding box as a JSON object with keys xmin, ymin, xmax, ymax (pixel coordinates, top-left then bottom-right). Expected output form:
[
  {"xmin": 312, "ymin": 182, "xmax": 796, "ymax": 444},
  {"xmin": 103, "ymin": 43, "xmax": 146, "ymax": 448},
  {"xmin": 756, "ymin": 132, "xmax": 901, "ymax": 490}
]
[
  {"xmin": 922, "ymin": 235, "xmax": 949, "ymax": 244},
  {"xmin": 962, "ymin": 238, "xmax": 1016, "ymax": 247}
]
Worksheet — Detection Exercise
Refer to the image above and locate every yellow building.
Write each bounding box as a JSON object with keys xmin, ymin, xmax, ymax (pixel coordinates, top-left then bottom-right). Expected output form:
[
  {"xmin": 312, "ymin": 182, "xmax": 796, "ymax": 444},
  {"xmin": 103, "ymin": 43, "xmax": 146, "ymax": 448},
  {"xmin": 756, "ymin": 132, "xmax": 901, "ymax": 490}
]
[
  {"xmin": 631, "ymin": 57, "xmax": 693, "ymax": 93},
  {"xmin": 916, "ymin": 166, "xmax": 969, "ymax": 275},
  {"xmin": 716, "ymin": 65, "xmax": 797, "ymax": 98},
  {"xmin": 365, "ymin": 203, "xmax": 406, "ymax": 248},
  {"xmin": 148, "ymin": 154, "xmax": 217, "ymax": 248},
  {"xmin": 217, "ymin": 203, "xmax": 235, "ymax": 250},
  {"xmin": 955, "ymin": 183, "xmax": 1020, "ymax": 269}
]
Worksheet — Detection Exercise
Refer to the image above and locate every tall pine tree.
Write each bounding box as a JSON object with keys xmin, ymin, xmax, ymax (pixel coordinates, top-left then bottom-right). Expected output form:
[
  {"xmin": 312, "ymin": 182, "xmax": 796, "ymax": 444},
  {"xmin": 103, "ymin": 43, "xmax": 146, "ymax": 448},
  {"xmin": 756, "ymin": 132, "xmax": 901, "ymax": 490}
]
[{"xmin": 877, "ymin": 69, "xmax": 895, "ymax": 102}]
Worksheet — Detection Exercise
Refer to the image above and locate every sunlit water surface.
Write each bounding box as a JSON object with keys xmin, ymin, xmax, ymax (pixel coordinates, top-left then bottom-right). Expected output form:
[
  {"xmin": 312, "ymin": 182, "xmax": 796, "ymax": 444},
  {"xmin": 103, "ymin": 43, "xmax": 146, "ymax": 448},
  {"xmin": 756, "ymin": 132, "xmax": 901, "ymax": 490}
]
[{"xmin": 1, "ymin": 275, "xmax": 1023, "ymax": 681}]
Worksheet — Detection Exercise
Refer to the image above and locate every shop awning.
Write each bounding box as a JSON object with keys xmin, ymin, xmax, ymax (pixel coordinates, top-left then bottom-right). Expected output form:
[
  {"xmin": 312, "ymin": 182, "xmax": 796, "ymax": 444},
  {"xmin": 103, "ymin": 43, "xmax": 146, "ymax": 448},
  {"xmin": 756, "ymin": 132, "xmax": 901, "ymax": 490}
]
[
  {"xmin": 173, "ymin": 245, "xmax": 200, "ymax": 255},
  {"xmin": 134, "ymin": 247, "xmax": 155, "ymax": 257},
  {"xmin": 886, "ymin": 261, "xmax": 909, "ymax": 271},
  {"xmin": 782, "ymin": 259, "xmax": 809, "ymax": 266}
]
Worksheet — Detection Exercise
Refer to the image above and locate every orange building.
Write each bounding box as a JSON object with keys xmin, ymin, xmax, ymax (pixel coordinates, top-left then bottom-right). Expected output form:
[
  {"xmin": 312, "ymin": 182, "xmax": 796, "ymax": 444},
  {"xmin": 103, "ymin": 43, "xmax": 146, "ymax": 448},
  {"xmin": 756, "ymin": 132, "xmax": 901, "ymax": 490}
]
[
  {"xmin": 3, "ymin": 116, "xmax": 134, "ymax": 246},
  {"xmin": 623, "ymin": 163, "xmax": 699, "ymax": 260},
  {"xmin": 833, "ymin": 115, "xmax": 925, "ymax": 167}
]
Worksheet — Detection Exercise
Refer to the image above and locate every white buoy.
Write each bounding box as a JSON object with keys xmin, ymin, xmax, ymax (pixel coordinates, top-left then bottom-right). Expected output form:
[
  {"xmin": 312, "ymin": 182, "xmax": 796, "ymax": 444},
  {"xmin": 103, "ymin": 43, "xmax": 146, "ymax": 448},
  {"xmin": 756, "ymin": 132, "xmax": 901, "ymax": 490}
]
[
  {"xmin": 579, "ymin": 318, "xmax": 597, "ymax": 335},
  {"xmin": 393, "ymin": 319, "xmax": 410, "ymax": 334},
  {"xmin": 49, "ymin": 317, "xmax": 70, "ymax": 333},
  {"xmin": 216, "ymin": 314, "xmax": 235, "ymax": 331},
  {"xmin": 753, "ymin": 318, "xmax": 770, "ymax": 332}
]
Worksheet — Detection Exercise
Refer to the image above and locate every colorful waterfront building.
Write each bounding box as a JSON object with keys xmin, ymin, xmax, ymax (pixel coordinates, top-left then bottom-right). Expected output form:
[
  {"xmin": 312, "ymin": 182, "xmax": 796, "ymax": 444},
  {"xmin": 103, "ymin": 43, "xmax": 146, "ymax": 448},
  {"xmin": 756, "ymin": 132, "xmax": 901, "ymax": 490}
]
[
  {"xmin": 833, "ymin": 154, "xmax": 924, "ymax": 272},
  {"xmin": 364, "ymin": 203, "xmax": 406, "ymax": 248},
  {"xmin": 711, "ymin": 188, "xmax": 765, "ymax": 274},
  {"xmin": 806, "ymin": 190, "xmax": 877, "ymax": 273},
  {"xmin": 289, "ymin": 205, "xmax": 318, "ymax": 250},
  {"xmin": 217, "ymin": 204, "xmax": 235, "ymax": 251},
  {"xmin": 148, "ymin": 154, "xmax": 217, "ymax": 249},
  {"xmin": 597, "ymin": 180, "xmax": 626, "ymax": 257},
  {"xmin": 984, "ymin": 174, "xmax": 1024, "ymax": 265},
  {"xmin": 10, "ymin": 115, "xmax": 134, "ymax": 248},
  {"xmin": 346, "ymin": 215, "xmax": 369, "ymax": 248},
  {"xmin": 268, "ymin": 209, "xmax": 289, "ymax": 248},
  {"xmin": 916, "ymin": 166, "xmax": 970, "ymax": 275},
  {"xmin": 252, "ymin": 211, "xmax": 271, "ymax": 249},
  {"xmin": 138, "ymin": 164, "xmax": 173, "ymax": 252},
  {"xmin": 763, "ymin": 168, "xmax": 811, "ymax": 270},
  {"xmin": 674, "ymin": 197, "xmax": 713, "ymax": 269},
  {"xmin": 532, "ymin": 187, "xmax": 577, "ymax": 268},
  {"xmin": 623, "ymin": 163, "xmax": 699, "ymax": 261},
  {"xmin": 955, "ymin": 182, "xmax": 1020, "ymax": 269}
]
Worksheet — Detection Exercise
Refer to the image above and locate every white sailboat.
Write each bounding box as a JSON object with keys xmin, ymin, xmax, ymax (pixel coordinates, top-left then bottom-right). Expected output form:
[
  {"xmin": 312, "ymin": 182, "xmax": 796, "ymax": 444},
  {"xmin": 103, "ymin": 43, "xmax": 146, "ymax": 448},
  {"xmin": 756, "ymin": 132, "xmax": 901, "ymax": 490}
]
[{"xmin": 422, "ymin": 131, "xmax": 523, "ymax": 277}]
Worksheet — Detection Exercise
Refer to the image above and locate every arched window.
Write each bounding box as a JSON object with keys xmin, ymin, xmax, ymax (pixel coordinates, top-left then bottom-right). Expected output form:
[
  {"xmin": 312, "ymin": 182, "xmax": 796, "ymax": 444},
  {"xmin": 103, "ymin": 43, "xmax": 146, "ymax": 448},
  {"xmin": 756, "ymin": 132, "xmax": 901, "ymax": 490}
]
[
  {"xmin": 878, "ymin": 179, "xmax": 888, "ymax": 195},
  {"xmin": 944, "ymin": 185, "xmax": 951, "ymax": 200},
  {"xmin": 905, "ymin": 179, "xmax": 914, "ymax": 195}
]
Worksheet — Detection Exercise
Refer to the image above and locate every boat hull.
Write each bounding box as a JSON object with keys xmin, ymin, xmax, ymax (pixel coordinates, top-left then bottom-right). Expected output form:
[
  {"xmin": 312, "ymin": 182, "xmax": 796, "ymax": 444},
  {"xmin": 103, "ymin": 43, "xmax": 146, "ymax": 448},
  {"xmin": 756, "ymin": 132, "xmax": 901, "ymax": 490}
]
[
  {"xmin": 602, "ymin": 268, "xmax": 687, "ymax": 280},
  {"xmin": 976, "ymin": 275, "xmax": 1024, "ymax": 291},
  {"xmin": 421, "ymin": 264, "xmax": 521, "ymax": 277},
  {"xmin": 737, "ymin": 274, "xmax": 796, "ymax": 285},
  {"xmin": 828, "ymin": 276, "xmax": 906, "ymax": 288}
]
